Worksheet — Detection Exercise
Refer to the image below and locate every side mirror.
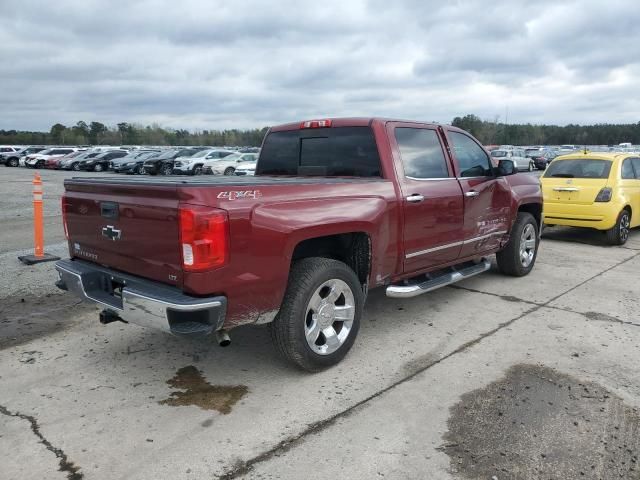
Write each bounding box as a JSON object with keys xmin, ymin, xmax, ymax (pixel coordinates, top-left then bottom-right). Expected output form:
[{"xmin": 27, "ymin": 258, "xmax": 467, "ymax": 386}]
[{"xmin": 495, "ymin": 159, "xmax": 516, "ymax": 176}]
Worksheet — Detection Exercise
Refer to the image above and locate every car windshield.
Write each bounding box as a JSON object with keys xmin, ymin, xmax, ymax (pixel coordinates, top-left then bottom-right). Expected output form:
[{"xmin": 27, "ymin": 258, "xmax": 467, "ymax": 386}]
[
  {"xmin": 216, "ymin": 153, "xmax": 241, "ymax": 162},
  {"xmin": 155, "ymin": 150, "xmax": 179, "ymax": 160},
  {"xmin": 544, "ymin": 159, "xmax": 612, "ymax": 179},
  {"xmin": 191, "ymin": 149, "xmax": 212, "ymax": 158},
  {"xmin": 491, "ymin": 150, "xmax": 507, "ymax": 158}
]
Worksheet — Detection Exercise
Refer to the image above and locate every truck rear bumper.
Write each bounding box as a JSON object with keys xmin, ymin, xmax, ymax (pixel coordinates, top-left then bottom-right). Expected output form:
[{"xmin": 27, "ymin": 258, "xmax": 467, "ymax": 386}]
[{"xmin": 55, "ymin": 259, "xmax": 226, "ymax": 335}]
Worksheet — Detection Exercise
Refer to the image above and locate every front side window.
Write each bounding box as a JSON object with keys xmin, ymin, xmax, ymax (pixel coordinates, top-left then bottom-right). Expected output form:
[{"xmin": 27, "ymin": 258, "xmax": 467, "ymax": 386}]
[
  {"xmin": 449, "ymin": 131, "xmax": 492, "ymax": 177},
  {"xmin": 394, "ymin": 127, "xmax": 449, "ymax": 179}
]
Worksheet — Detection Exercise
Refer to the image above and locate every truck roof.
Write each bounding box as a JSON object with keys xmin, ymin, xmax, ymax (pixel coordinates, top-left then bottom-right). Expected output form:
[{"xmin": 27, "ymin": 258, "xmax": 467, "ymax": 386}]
[{"xmin": 269, "ymin": 117, "xmax": 448, "ymax": 132}]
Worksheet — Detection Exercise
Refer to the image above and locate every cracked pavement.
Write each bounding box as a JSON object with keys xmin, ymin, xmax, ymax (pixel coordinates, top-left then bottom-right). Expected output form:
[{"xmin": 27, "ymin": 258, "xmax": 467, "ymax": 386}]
[{"xmin": 1, "ymin": 169, "xmax": 640, "ymax": 479}]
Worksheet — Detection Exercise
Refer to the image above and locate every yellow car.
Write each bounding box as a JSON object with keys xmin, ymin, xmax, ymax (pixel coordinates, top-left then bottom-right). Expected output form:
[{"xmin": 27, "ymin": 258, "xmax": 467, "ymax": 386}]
[{"xmin": 541, "ymin": 151, "xmax": 640, "ymax": 245}]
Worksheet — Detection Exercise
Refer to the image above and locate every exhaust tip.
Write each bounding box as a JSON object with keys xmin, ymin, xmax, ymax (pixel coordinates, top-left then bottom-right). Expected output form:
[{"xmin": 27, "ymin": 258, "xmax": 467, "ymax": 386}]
[{"xmin": 215, "ymin": 330, "xmax": 231, "ymax": 347}]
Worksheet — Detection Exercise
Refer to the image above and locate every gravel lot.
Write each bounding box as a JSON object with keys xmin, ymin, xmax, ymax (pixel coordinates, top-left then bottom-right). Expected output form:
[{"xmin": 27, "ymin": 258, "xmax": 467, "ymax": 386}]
[{"xmin": 1, "ymin": 166, "xmax": 639, "ymax": 480}]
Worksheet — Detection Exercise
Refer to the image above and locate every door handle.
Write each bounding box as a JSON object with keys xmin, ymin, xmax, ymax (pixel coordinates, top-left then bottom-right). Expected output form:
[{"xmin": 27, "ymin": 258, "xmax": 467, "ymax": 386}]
[
  {"xmin": 406, "ymin": 194, "xmax": 425, "ymax": 203},
  {"xmin": 465, "ymin": 190, "xmax": 480, "ymax": 198}
]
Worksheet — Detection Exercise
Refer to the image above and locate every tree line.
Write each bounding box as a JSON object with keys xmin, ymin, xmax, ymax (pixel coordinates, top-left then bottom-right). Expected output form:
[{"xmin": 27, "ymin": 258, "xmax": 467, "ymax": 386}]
[
  {"xmin": 451, "ymin": 114, "xmax": 640, "ymax": 146},
  {"xmin": 1, "ymin": 116, "xmax": 639, "ymax": 147},
  {"xmin": 0, "ymin": 121, "xmax": 269, "ymax": 147}
]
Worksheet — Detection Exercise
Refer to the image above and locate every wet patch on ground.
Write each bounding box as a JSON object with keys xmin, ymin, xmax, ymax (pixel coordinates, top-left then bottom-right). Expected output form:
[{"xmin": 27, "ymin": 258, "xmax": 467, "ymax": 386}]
[
  {"xmin": 159, "ymin": 366, "xmax": 248, "ymax": 414},
  {"xmin": 442, "ymin": 364, "xmax": 640, "ymax": 479},
  {"xmin": 0, "ymin": 293, "xmax": 95, "ymax": 350}
]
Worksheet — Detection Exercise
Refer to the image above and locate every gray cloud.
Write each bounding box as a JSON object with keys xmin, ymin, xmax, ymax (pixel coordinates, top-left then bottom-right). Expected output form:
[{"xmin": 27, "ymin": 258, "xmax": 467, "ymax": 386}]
[{"xmin": 1, "ymin": 0, "xmax": 639, "ymax": 131}]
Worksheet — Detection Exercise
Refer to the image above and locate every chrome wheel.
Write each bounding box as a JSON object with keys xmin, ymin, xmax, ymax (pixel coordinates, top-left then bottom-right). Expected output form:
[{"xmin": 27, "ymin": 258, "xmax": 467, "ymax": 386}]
[
  {"xmin": 620, "ymin": 212, "xmax": 630, "ymax": 243},
  {"xmin": 304, "ymin": 279, "xmax": 355, "ymax": 355},
  {"xmin": 519, "ymin": 223, "xmax": 536, "ymax": 267}
]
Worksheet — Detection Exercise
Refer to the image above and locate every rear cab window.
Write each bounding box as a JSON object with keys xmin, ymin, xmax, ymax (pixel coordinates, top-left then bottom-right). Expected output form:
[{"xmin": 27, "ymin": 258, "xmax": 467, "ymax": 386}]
[
  {"xmin": 256, "ymin": 126, "xmax": 381, "ymax": 177},
  {"xmin": 544, "ymin": 159, "xmax": 612, "ymax": 179}
]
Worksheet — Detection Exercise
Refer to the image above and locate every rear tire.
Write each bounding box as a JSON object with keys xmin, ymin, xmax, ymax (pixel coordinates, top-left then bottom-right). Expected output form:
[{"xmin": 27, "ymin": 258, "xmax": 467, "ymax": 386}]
[
  {"xmin": 161, "ymin": 163, "xmax": 173, "ymax": 175},
  {"xmin": 496, "ymin": 212, "xmax": 539, "ymax": 277},
  {"xmin": 606, "ymin": 209, "xmax": 631, "ymax": 245},
  {"xmin": 94, "ymin": 163, "xmax": 104, "ymax": 172},
  {"xmin": 224, "ymin": 167, "xmax": 235, "ymax": 175},
  {"xmin": 528, "ymin": 162, "xmax": 534, "ymax": 172},
  {"xmin": 72, "ymin": 162, "xmax": 80, "ymax": 171},
  {"xmin": 270, "ymin": 257, "xmax": 363, "ymax": 372}
]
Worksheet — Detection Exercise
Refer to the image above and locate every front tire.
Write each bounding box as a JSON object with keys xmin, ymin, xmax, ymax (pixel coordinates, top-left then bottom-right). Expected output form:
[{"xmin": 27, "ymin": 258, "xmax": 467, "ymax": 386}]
[
  {"xmin": 94, "ymin": 163, "xmax": 104, "ymax": 172},
  {"xmin": 496, "ymin": 212, "xmax": 539, "ymax": 276},
  {"xmin": 528, "ymin": 162, "xmax": 534, "ymax": 172},
  {"xmin": 606, "ymin": 209, "xmax": 631, "ymax": 245},
  {"xmin": 224, "ymin": 167, "xmax": 235, "ymax": 176},
  {"xmin": 8, "ymin": 158, "xmax": 18, "ymax": 167},
  {"xmin": 72, "ymin": 162, "xmax": 80, "ymax": 171},
  {"xmin": 193, "ymin": 165, "xmax": 203, "ymax": 175},
  {"xmin": 270, "ymin": 257, "xmax": 363, "ymax": 372},
  {"xmin": 161, "ymin": 163, "xmax": 173, "ymax": 175}
]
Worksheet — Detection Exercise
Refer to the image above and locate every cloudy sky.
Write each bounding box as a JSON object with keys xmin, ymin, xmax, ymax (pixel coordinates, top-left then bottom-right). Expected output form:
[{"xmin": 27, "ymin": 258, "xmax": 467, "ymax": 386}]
[{"xmin": 1, "ymin": 0, "xmax": 639, "ymax": 131}]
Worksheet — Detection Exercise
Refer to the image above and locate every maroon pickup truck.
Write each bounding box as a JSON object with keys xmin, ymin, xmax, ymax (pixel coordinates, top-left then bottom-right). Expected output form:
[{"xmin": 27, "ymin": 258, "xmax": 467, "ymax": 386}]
[{"xmin": 56, "ymin": 118, "xmax": 542, "ymax": 371}]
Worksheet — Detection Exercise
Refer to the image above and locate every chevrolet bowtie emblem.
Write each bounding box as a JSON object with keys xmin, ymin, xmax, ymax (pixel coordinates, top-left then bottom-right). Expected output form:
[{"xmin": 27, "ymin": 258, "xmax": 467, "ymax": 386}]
[{"xmin": 102, "ymin": 225, "xmax": 122, "ymax": 241}]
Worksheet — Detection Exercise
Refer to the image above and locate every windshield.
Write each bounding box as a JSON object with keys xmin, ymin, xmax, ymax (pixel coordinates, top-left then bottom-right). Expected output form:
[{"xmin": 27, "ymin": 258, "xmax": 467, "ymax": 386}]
[
  {"xmin": 218, "ymin": 153, "xmax": 241, "ymax": 162},
  {"xmin": 155, "ymin": 150, "xmax": 179, "ymax": 160},
  {"xmin": 191, "ymin": 149, "xmax": 212, "ymax": 158},
  {"xmin": 491, "ymin": 150, "xmax": 507, "ymax": 158},
  {"xmin": 544, "ymin": 159, "xmax": 612, "ymax": 179}
]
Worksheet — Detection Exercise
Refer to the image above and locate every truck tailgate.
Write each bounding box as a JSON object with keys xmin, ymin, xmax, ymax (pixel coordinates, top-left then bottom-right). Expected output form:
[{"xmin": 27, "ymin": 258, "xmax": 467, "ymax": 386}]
[{"xmin": 63, "ymin": 181, "xmax": 184, "ymax": 287}]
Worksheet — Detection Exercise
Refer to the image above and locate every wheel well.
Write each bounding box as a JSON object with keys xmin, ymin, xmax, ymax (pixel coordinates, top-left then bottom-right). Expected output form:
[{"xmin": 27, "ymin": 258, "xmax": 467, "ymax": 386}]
[
  {"xmin": 624, "ymin": 205, "xmax": 632, "ymax": 217},
  {"xmin": 291, "ymin": 232, "xmax": 371, "ymax": 286},
  {"xmin": 518, "ymin": 203, "xmax": 542, "ymax": 228}
]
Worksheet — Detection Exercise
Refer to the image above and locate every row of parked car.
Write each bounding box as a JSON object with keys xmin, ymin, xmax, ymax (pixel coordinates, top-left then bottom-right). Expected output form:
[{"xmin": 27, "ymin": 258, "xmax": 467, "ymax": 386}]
[
  {"xmin": 0, "ymin": 145, "xmax": 260, "ymax": 176},
  {"xmin": 485, "ymin": 145, "xmax": 563, "ymax": 171}
]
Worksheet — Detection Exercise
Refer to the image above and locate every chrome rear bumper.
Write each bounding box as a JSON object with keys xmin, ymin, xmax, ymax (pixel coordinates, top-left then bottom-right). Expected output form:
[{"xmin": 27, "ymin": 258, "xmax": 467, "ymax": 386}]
[{"xmin": 55, "ymin": 259, "xmax": 226, "ymax": 335}]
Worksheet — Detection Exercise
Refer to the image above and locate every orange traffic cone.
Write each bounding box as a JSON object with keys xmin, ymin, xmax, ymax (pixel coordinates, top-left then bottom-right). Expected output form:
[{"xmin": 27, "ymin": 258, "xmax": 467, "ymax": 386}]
[{"xmin": 18, "ymin": 172, "xmax": 61, "ymax": 265}]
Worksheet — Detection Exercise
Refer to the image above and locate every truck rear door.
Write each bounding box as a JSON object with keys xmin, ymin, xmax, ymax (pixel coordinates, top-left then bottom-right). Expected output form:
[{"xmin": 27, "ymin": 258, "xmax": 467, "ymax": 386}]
[{"xmin": 386, "ymin": 122, "xmax": 464, "ymax": 274}]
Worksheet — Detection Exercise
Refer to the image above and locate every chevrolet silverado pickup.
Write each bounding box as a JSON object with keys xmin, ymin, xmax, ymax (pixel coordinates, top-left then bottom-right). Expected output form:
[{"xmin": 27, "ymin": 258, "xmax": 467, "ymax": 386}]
[{"xmin": 55, "ymin": 118, "xmax": 542, "ymax": 371}]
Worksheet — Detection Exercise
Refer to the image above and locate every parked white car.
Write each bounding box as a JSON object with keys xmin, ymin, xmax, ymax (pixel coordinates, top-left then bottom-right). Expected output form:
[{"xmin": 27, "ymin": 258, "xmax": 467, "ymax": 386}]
[
  {"xmin": 234, "ymin": 160, "xmax": 257, "ymax": 176},
  {"xmin": 490, "ymin": 148, "xmax": 535, "ymax": 172},
  {"xmin": 24, "ymin": 148, "xmax": 78, "ymax": 168},
  {"xmin": 173, "ymin": 149, "xmax": 235, "ymax": 175},
  {"xmin": 204, "ymin": 152, "xmax": 259, "ymax": 175}
]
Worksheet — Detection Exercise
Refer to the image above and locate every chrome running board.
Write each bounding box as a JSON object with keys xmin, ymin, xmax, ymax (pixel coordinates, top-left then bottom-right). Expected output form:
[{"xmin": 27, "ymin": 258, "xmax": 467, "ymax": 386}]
[{"xmin": 386, "ymin": 259, "xmax": 491, "ymax": 299}]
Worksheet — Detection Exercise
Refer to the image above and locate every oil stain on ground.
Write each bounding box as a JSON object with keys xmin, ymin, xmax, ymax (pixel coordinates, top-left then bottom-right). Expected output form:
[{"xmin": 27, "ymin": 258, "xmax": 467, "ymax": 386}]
[
  {"xmin": 442, "ymin": 364, "xmax": 640, "ymax": 479},
  {"xmin": 159, "ymin": 366, "xmax": 248, "ymax": 414}
]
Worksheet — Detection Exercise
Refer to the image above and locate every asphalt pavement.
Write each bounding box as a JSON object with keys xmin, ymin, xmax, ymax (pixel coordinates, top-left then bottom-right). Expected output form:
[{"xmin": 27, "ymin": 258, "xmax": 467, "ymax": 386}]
[{"xmin": 1, "ymin": 166, "xmax": 639, "ymax": 480}]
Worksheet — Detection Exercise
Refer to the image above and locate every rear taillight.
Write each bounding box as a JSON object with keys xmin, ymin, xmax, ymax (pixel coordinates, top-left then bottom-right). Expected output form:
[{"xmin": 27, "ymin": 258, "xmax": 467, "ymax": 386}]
[
  {"xmin": 595, "ymin": 187, "xmax": 612, "ymax": 202},
  {"xmin": 61, "ymin": 195, "xmax": 69, "ymax": 240},
  {"xmin": 179, "ymin": 205, "xmax": 228, "ymax": 271},
  {"xmin": 300, "ymin": 119, "xmax": 332, "ymax": 129}
]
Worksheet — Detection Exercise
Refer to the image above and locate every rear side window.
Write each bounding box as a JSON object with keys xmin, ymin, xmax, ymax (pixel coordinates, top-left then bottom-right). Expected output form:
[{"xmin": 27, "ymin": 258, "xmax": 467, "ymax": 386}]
[
  {"xmin": 449, "ymin": 131, "xmax": 492, "ymax": 177},
  {"xmin": 257, "ymin": 127, "xmax": 381, "ymax": 177},
  {"xmin": 544, "ymin": 159, "xmax": 612, "ymax": 179},
  {"xmin": 631, "ymin": 158, "xmax": 640, "ymax": 179},
  {"xmin": 621, "ymin": 159, "xmax": 635, "ymax": 179},
  {"xmin": 394, "ymin": 128, "xmax": 449, "ymax": 178}
]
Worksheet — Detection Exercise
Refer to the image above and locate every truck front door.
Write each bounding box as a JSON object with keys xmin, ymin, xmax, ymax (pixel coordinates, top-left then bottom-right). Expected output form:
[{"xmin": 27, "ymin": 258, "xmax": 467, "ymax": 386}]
[
  {"xmin": 388, "ymin": 123, "xmax": 464, "ymax": 274},
  {"xmin": 444, "ymin": 129, "xmax": 511, "ymax": 259}
]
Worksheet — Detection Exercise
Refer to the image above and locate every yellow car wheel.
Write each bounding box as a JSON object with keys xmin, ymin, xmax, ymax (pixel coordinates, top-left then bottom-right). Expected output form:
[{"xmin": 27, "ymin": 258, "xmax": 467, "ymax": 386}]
[{"xmin": 605, "ymin": 209, "xmax": 631, "ymax": 246}]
